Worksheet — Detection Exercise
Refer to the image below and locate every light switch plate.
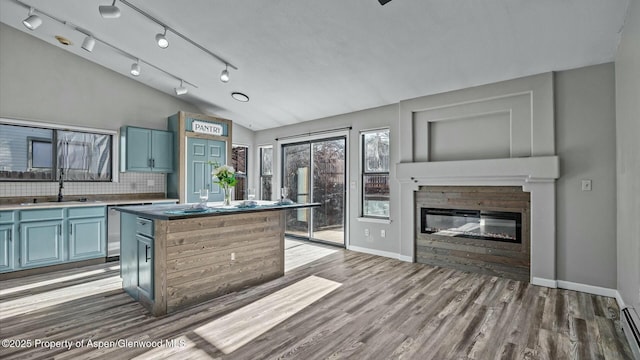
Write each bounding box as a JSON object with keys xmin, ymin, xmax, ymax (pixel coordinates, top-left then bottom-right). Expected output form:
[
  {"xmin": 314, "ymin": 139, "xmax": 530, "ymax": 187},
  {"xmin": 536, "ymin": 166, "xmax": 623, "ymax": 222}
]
[{"xmin": 581, "ymin": 179, "xmax": 592, "ymax": 191}]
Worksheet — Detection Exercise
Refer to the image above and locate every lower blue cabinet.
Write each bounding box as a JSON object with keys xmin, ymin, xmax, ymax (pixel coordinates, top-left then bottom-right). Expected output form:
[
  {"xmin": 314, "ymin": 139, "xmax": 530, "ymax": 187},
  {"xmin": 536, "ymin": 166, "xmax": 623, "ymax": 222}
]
[
  {"xmin": 0, "ymin": 206, "xmax": 107, "ymax": 273},
  {"xmin": 20, "ymin": 220, "xmax": 64, "ymax": 268},
  {"xmin": 69, "ymin": 217, "xmax": 106, "ymax": 261},
  {"xmin": 0, "ymin": 224, "xmax": 14, "ymax": 272},
  {"xmin": 136, "ymin": 234, "xmax": 153, "ymax": 297}
]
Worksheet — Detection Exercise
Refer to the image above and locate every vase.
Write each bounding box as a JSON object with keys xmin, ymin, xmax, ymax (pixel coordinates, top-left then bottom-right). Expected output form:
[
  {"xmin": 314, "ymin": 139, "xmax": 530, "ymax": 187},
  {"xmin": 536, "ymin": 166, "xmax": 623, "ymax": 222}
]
[{"xmin": 223, "ymin": 186, "xmax": 233, "ymax": 206}]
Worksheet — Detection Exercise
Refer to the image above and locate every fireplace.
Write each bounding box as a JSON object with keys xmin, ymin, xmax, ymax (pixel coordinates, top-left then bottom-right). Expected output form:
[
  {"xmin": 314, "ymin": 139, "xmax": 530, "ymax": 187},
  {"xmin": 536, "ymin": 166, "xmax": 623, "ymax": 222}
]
[
  {"xmin": 421, "ymin": 208, "xmax": 522, "ymax": 244},
  {"xmin": 414, "ymin": 186, "xmax": 531, "ymax": 282}
]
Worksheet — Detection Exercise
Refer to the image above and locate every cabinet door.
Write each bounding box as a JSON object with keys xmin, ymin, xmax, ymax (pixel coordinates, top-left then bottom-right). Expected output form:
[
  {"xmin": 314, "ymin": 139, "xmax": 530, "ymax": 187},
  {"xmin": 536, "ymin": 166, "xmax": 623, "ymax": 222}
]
[
  {"xmin": 136, "ymin": 234, "xmax": 153, "ymax": 298},
  {"xmin": 69, "ymin": 217, "xmax": 106, "ymax": 261},
  {"xmin": 0, "ymin": 225, "xmax": 14, "ymax": 272},
  {"xmin": 151, "ymin": 130, "xmax": 174, "ymax": 172},
  {"xmin": 20, "ymin": 220, "xmax": 64, "ymax": 268},
  {"xmin": 126, "ymin": 127, "xmax": 152, "ymax": 171}
]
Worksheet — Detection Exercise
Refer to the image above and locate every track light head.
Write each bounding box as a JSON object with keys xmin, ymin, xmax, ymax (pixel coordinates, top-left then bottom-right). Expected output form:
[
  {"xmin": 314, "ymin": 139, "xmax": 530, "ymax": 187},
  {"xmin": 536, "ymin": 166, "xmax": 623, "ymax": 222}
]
[
  {"xmin": 99, "ymin": 0, "xmax": 121, "ymax": 19},
  {"xmin": 130, "ymin": 60, "xmax": 141, "ymax": 76},
  {"xmin": 220, "ymin": 65, "xmax": 230, "ymax": 83},
  {"xmin": 156, "ymin": 28, "xmax": 169, "ymax": 49},
  {"xmin": 81, "ymin": 36, "xmax": 96, "ymax": 52},
  {"xmin": 175, "ymin": 80, "xmax": 187, "ymax": 95},
  {"xmin": 22, "ymin": 8, "xmax": 42, "ymax": 30}
]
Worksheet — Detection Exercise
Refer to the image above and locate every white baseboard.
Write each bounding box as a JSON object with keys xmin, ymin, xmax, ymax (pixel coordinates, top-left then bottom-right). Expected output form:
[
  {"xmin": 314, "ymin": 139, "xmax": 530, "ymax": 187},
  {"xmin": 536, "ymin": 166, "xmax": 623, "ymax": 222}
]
[
  {"xmin": 531, "ymin": 277, "xmax": 558, "ymax": 288},
  {"xmin": 616, "ymin": 290, "xmax": 627, "ymax": 309},
  {"xmin": 556, "ymin": 280, "xmax": 618, "ymax": 298},
  {"xmin": 397, "ymin": 254, "xmax": 413, "ymax": 262},
  {"xmin": 347, "ymin": 245, "xmax": 412, "ymax": 262}
]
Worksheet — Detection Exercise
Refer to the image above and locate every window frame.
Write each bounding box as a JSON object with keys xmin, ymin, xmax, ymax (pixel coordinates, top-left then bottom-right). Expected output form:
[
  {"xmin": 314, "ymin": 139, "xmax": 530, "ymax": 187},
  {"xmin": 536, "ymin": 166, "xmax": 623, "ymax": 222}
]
[
  {"xmin": 1, "ymin": 118, "xmax": 118, "ymax": 182},
  {"xmin": 259, "ymin": 145, "xmax": 273, "ymax": 201},
  {"xmin": 231, "ymin": 144, "xmax": 249, "ymax": 200},
  {"xmin": 27, "ymin": 136, "xmax": 54, "ymax": 170},
  {"xmin": 361, "ymin": 128, "xmax": 390, "ymax": 219}
]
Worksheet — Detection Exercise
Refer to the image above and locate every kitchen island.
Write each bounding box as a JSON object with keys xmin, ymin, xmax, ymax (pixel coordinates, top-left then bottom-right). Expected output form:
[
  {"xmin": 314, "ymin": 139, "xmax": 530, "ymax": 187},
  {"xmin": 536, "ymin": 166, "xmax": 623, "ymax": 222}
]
[{"xmin": 115, "ymin": 201, "xmax": 319, "ymax": 316}]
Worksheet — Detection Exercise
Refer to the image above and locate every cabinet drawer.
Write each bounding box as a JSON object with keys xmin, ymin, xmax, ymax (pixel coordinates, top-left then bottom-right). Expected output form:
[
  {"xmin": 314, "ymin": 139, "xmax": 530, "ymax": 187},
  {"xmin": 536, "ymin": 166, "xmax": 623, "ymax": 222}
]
[
  {"xmin": 67, "ymin": 206, "xmax": 106, "ymax": 219},
  {"xmin": 0, "ymin": 211, "xmax": 14, "ymax": 223},
  {"xmin": 20, "ymin": 208, "xmax": 64, "ymax": 222},
  {"xmin": 136, "ymin": 217, "xmax": 154, "ymax": 237}
]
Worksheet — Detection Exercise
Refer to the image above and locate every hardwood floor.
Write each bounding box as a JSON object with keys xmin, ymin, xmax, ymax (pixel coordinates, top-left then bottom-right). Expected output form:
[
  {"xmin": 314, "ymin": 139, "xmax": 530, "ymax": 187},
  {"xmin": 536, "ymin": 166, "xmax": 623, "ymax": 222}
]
[{"xmin": 0, "ymin": 246, "xmax": 634, "ymax": 360}]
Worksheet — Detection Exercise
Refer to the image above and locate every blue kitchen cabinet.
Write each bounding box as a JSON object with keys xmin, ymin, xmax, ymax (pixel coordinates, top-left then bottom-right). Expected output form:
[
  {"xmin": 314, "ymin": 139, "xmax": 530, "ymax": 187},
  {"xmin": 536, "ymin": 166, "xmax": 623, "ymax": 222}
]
[
  {"xmin": 0, "ymin": 224, "xmax": 14, "ymax": 272},
  {"xmin": 0, "ymin": 211, "xmax": 15, "ymax": 272},
  {"xmin": 136, "ymin": 233, "xmax": 153, "ymax": 298},
  {"xmin": 68, "ymin": 217, "xmax": 106, "ymax": 261},
  {"xmin": 19, "ymin": 219, "xmax": 64, "ymax": 268},
  {"xmin": 121, "ymin": 126, "xmax": 174, "ymax": 173},
  {"xmin": 0, "ymin": 206, "xmax": 107, "ymax": 273},
  {"xmin": 150, "ymin": 130, "xmax": 174, "ymax": 172},
  {"xmin": 120, "ymin": 212, "xmax": 155, "ymax": 301},
  {"xmin": 67, "ymin": 206, "xmax": 106, "ymax": 261}
]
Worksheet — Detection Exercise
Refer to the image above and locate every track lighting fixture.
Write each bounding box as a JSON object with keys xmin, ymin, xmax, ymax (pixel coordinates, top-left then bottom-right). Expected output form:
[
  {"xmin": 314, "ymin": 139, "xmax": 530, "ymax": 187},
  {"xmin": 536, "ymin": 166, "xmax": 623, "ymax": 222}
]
[
  {"xmin": 155, "ymin": 28, "xmax": 169, "ymax": 49},
  {"xmin": 175, "ymin": 80, "xmax": 188, "ymax": 95},
  {"xmin": 13, "ymin": 1, "xmax": 197, "ymax": 94},
  {"xmin": 99, "ymin": 0, "xmax": 121, "ymax": 19},
  {"xmin": 81, "ymin": 35, "xmax": 96, "ymax": 52},
  {"xmin": 220, "ymin": 64, "xmax": 230, "ymax": 83},
  {"xmin": 22, "ymin": 8, "xmax": 42, "ymax": 30},
  {"xmin": 130, "ymin": 59, "xmax": 141, "ymax": 76}
]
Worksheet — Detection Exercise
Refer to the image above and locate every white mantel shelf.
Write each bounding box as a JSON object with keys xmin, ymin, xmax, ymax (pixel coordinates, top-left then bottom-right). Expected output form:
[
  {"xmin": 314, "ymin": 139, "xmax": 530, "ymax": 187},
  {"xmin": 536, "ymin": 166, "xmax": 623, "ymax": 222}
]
[{"xmin": 396, "ymin": 156, "xmax": 560, "ymax": 183}]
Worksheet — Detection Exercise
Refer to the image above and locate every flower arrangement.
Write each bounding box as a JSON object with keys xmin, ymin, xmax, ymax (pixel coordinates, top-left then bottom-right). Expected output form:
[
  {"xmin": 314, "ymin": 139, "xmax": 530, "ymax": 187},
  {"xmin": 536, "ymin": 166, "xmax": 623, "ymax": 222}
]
[{"xmin": 210, "ymin": 162, "xmax": 237, "ymax": 205}]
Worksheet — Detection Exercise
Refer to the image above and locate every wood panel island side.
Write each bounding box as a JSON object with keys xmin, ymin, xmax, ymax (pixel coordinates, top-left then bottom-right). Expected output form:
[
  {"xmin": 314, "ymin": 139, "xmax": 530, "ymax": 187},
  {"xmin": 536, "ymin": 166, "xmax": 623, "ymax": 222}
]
[{"xmin": 114, "ymin": 201, "xmax": 319, "ymax": 316}]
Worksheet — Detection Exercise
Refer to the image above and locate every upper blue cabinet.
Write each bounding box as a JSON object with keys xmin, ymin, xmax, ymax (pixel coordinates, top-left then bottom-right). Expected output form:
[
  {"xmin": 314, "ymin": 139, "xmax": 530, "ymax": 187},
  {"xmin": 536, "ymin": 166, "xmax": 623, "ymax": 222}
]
[{"xmin": 120, "ymin": 126, "xmax": 174, "ymax": 173}]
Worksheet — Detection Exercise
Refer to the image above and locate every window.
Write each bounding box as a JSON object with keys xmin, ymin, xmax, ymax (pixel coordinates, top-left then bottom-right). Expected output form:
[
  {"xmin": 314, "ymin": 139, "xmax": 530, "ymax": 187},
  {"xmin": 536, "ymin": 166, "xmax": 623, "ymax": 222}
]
[
  {"xmin": 231, "ymin": 145, "xmax": 248, "ymax": 200},
  {"xmin": 0, "ymin": 123, "xmax": 112, "ymax": 182},
  {"xmin": 362, "ymin": 129, "xmax": 390, "ymax": 218},
  {"xmin": 260, "ymin": 146, "xmax": 273, "ymax": 200}
]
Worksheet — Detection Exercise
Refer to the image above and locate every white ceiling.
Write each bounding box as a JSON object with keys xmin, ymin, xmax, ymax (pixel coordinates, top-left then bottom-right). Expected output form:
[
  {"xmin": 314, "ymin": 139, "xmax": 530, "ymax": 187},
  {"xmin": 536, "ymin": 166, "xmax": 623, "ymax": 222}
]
[{"xmin": 0, "ymin": 0, "xmax": 630, "ymax": 130}]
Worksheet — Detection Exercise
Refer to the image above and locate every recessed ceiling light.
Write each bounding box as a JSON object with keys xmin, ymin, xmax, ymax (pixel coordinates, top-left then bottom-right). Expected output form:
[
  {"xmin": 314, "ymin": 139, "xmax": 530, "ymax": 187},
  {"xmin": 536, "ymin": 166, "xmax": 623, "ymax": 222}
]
[
  {"xmin": 231, "ymin": 92, "xmax": 249, "ymax": 102},
  {"xmin": 55, "ymin": 35, "xmax": 73, "ymax": 46}
]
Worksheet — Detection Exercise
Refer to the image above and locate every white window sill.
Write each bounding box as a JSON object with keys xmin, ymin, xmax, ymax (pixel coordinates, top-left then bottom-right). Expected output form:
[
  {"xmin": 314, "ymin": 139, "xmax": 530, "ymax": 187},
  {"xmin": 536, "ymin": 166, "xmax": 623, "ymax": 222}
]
[{"xmin": 357, "ymin": 217, "xmax": 392, "ymax": 224}]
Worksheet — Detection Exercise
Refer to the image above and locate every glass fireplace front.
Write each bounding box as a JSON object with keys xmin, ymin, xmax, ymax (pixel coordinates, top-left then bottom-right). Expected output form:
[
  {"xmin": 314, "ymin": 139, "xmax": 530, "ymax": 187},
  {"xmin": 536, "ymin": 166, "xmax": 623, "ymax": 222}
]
[{"xmin": 421, "ymin": 208, "xmax": 521, "ymax": 244}]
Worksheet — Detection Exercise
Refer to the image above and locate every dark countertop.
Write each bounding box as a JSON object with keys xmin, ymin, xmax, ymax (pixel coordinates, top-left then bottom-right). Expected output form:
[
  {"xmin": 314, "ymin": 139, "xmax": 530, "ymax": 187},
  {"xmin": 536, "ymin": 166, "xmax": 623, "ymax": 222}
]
[{"xmin": 113, "ymin": 201, "xmax": 320, "ymax": 220}]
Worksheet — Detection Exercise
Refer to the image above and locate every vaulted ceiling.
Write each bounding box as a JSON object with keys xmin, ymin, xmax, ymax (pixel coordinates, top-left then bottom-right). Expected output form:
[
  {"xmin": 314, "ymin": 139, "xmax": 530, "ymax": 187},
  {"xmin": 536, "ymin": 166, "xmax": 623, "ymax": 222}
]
[{"xmin": 0, "ymin": 0, "xmax": 630, "ymax": 130}]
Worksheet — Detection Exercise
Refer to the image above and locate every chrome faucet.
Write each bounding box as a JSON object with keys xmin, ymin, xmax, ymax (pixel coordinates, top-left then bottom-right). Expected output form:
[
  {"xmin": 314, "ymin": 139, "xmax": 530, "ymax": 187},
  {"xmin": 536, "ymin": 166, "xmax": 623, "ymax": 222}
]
[{"xmin": 57, "ymin": 169, "xmax": 64, "ymax": 202}]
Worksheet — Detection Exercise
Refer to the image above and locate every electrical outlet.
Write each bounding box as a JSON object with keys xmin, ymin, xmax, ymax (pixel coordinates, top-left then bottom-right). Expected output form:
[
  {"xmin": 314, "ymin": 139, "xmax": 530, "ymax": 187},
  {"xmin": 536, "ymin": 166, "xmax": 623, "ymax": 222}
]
[
  {"xmin": 581, "ymin": 179, "xmax": 592, "ymax": 191},
  {"xmin": 231, "ymin": 252, "xmax": 236, "ymax": 261},
  {"xmin": 364, "ymin": 228, "xmax": 370, "ymax": 237},
  {"xmin": 147, "ymin": 179, "xmax": 155, "ymax": 187},
  {"xmin": 380, "ymin": 230, "xmax": 386, "ymax": 238}
]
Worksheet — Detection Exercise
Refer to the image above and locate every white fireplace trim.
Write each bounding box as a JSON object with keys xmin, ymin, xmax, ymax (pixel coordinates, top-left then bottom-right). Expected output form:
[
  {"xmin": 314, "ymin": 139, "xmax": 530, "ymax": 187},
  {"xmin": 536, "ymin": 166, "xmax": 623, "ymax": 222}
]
[{"xmin": 397, "ymin": 156, "xmax": 560, "ymax": 287}]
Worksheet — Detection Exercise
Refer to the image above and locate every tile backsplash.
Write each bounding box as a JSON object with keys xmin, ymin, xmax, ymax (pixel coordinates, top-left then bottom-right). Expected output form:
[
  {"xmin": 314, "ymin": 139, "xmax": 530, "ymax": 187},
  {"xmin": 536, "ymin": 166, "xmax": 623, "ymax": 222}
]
[{"xmin": 0, "ymin": 172, "xmax": 165, "ymax": 197}]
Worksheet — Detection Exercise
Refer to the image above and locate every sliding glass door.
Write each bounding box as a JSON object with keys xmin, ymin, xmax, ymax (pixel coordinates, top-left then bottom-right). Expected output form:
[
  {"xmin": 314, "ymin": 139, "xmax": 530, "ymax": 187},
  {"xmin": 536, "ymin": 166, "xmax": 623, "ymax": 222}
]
[{"xmin": 282, "ymin": 137, "xmax": 346, "ymax": 246}]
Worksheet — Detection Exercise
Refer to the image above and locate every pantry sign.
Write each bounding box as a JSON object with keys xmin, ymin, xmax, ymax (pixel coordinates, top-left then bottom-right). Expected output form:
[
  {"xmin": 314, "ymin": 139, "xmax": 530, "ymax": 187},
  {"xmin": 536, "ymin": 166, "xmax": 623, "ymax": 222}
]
[{"xmin": 192, "ymin": 120, "xmax": 223, "ymax": 136}]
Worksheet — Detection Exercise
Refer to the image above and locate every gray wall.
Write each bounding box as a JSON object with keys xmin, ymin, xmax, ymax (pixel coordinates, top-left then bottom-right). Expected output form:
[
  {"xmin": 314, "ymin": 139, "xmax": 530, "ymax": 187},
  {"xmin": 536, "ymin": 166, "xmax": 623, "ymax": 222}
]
[
  {"xmin": 255, "ymin": 63, "xmax": 620, "ymax": 289},
  {"xmin": 615, "ymin": 0, "xmax": 640, "ymax": 310},
  {"xmin": 555, "ymin": 63, "xmax": 617, "ymax": 288}
]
